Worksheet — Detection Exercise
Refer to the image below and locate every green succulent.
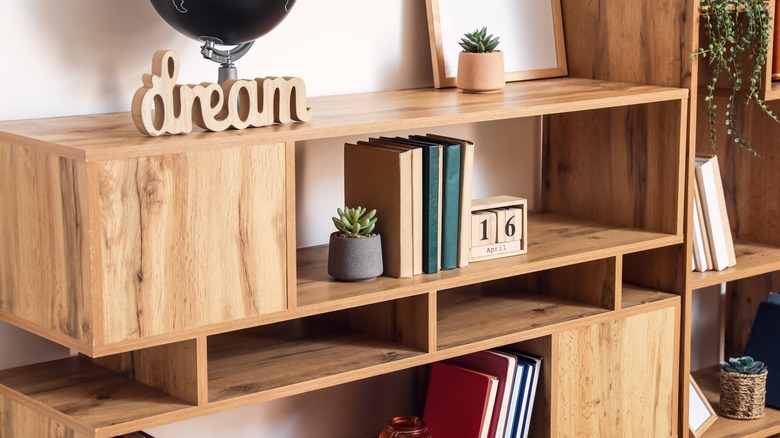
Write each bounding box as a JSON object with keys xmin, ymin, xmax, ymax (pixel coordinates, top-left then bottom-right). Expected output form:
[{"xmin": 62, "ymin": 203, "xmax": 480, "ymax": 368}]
[
  {"xmin": 332, "ymin": 206, "xmax": 378, "ymax": 238},
  {"xmin": 721, "ymin": 356, "xmax": 767, "ymax": 375},
  {"xmin": 459, "ymin": 27, "xmax": 500, "ymax": 53}
]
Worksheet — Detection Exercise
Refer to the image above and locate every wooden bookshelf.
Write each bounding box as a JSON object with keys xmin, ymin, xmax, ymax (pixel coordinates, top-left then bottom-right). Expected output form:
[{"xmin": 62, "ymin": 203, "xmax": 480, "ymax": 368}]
[
  {"xmin": 0, "ymin": 0, "xmax": 700, "ymax": 432},
  {"xmin": 683, "ymin": 1, "xmax": 780, "ymax": 438}
]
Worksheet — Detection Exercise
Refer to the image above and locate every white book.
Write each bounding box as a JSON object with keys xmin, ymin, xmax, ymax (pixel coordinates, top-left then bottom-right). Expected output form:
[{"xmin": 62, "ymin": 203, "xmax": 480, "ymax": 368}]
[{"xmin": 695, "ymin": 155, "xmax": 736, "ymax": 271}]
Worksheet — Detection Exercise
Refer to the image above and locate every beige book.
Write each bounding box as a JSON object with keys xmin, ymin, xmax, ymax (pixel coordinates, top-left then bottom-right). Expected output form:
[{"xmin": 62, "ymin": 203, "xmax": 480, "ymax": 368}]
[{"xmin": 345, "ymin": 143, "xmax": 413, "ymax": 278}]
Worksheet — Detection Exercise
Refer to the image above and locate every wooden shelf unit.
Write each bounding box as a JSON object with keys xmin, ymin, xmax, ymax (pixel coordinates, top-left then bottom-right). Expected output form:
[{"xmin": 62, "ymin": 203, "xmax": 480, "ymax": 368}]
[
  {"xmin": 0, "ymin": 75, "xmax": 690, "ymax": 437},
  {"xmin": 685, "ymin": 1, "xmax": 780, "ymax": 438}
]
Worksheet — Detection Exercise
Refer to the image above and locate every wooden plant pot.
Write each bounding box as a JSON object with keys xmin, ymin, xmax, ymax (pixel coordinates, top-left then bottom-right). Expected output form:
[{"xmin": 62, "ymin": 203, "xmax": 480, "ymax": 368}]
[
  {"xmin": 327, "ymin": 233, "xmax": 383, "ymax": 281},
  {"xmin": 719, "ymin": 370, "xmax": 768, "ymax": 419},
  {"xmin": 456, "ymin": 51, "xmax": 506, "ymax": 93}
]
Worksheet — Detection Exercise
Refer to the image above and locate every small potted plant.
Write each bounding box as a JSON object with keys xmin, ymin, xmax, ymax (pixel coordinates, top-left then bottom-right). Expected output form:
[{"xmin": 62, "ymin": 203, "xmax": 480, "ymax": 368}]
[
  {"xmin": 456, "ymin": 27, "xmax": 505, "ymax": 93},
  {"xmin": 719, "ymin": 356, "xmax": 768, "ymax": 419},
  {"xmin": 328, "ymin": 206, "xmax": 383, "ymax": 281}
]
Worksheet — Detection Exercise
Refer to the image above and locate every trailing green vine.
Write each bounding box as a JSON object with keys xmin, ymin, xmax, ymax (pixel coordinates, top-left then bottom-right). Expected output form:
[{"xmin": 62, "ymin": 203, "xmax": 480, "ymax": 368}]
[{"xmin": 693, "ymin": 0, "xmax": 777, "ymax": 156}]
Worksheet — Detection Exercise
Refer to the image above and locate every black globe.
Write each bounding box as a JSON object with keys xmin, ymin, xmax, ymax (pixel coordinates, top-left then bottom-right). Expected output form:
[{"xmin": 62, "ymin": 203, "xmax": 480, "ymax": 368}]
[{"xmin": 150, "ymin": 0, "xmax": 297, "ymax": 45}]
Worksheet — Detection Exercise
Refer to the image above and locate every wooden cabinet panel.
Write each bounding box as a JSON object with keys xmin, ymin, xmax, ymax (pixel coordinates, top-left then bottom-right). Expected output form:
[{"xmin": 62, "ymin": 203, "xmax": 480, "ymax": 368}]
[
  {"xmin": 94, "ymin": 143, "xmax": 288, "ymax": 345},
  {"xmin": 555, "ymin": 306, "xmax": 679, "ymax": 438},
  {"xmin": 0, "ymin": 139, "xmax": 290, "ymax": 354},
  {"xmin": 0, "ymin": 143, "xmax": 94, "ymax": 351}
]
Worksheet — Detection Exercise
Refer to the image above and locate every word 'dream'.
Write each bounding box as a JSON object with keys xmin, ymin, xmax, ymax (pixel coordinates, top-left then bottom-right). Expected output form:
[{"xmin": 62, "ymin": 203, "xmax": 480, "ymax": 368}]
[{"xmin": 132, "ymin": 50, "xmax": 313, "ymax": 136}]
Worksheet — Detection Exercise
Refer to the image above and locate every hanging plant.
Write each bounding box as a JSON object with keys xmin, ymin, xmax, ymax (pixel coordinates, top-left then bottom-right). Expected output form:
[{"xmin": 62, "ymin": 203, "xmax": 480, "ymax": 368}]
[{"xmin": 693, "ymin": 0, "xmax": 778, "ymax": 156}]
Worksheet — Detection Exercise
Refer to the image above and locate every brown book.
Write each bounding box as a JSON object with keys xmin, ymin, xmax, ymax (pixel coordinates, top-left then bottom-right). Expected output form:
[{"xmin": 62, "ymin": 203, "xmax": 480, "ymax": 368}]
[
  {"xmin": 365, "ymin": 139, "xmax": 423, "ymax": 275},
  {"xmin": 345, "ymin": 143, "xmax": 414, "ymax": 278}
]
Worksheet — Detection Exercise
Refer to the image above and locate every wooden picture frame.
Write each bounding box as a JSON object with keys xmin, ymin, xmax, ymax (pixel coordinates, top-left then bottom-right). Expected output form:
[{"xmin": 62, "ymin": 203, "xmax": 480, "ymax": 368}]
[
  {"xmin": 425, "ymin": 0, "xmax": 568, "ymax": 88},
  {"xmin": 689, "ymin": 375, "xmax": 717, "ymax": 437}
]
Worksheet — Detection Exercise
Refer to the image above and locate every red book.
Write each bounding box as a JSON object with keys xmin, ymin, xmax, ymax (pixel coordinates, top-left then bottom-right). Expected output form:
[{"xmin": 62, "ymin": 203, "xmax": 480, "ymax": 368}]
[
  {"xmin": 446, "ymin": 350, "xmax": 518, "ymax": 438},
  {"xmin": 423, "ymin": 362, "xmax": 499, "ymax": 438}
]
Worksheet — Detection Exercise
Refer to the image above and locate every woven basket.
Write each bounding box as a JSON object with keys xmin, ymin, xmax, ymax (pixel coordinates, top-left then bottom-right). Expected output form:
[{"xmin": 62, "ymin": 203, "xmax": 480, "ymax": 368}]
[{"xmin": 719, "ymin": 370, "xmax": 768, "ymax": 420}]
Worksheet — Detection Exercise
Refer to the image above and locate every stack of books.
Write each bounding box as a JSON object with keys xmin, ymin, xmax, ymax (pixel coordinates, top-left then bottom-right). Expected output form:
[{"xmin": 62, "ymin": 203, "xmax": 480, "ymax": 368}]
[
  {"xmin": 423, "ymin": 349, "xmax": 542, "ymax": 438},
  {"xmin": 692, "ymin": 154, "xmax": 737, "ymax": 272},
  {"xmin": 344, "ymin": 134, "xmax": 475, "ymax": 278}
]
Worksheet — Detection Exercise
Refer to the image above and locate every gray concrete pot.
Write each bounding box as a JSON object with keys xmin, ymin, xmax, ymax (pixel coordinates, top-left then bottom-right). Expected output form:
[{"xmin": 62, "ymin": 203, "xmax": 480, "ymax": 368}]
[{"xmin": 327, "ymin": 233, "xmax": 383, "ymax": 281}]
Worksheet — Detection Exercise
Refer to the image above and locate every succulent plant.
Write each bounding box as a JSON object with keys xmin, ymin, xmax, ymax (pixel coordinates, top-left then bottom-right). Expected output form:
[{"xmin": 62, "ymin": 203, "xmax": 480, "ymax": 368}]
[
  {"xmin": 459, "ymin": 27, "xmax": 500, "ymax": 53},
  {"xmin": 721, "ymin": 356, "xmax": 767, "ymax": 375},
  {"xmin": 332, "ymin": 206, "xmax": 378, "ymax": 238}
]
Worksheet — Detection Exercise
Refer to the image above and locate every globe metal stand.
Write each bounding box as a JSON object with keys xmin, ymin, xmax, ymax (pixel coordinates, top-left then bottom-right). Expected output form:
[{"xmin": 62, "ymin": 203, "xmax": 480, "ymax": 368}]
[{"xmin": 199, "ymin": 37, "xmax": 254, "ymax": 85}]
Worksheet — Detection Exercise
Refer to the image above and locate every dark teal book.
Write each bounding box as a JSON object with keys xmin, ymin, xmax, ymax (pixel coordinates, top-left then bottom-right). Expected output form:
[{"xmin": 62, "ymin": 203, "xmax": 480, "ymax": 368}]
[
  {"xmin": 379, "ymin": 137, "xmax": 440, "ymax": 274},
  {"xmin": 744, "ymin": 300, "xmax": 780, "ymax": 408},
  {"xmin": 413, "ymin": 135, "xmax": 460, "ymax": 270}
]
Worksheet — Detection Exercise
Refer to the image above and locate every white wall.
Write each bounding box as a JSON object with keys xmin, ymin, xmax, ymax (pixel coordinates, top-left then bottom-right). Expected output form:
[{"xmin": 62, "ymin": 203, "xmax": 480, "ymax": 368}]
[{"xmin": 0, "ymin": 1, "xmax": 539, "ymax": 437}]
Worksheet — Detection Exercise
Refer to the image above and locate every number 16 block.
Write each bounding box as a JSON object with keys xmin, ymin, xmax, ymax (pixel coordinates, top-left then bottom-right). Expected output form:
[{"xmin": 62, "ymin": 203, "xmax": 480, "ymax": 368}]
[{"xmin": 470, "ymin": 196, "xmax": 527, "ymax": 262}]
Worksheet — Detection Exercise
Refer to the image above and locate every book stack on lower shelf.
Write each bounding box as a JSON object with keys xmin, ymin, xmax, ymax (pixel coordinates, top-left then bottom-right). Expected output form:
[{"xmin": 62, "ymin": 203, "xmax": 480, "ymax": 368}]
[
  {"xmin": 344, "ymin": 134, "xmax": 474, "ymax": 278},
  {"xmin": 423, "ymin": 349, "xmax": 541, "ymax": 438},
  {"xmin": 692, "ymin": 154, "xmax": 737, "ymax": 273}
]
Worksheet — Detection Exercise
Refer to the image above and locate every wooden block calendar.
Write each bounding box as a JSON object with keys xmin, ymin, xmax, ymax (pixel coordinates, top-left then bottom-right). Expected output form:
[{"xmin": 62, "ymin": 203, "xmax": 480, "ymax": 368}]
[{"xmin": 470, "ymin": 195, "xmax": 528, "ymax": 262}]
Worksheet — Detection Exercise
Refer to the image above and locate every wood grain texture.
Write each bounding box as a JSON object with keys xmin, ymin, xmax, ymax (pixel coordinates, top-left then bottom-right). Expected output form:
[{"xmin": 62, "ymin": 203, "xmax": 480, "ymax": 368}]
[
  {"xmin": 690, "ymin": 240, "xmax": 780, "ymax": 289},
  {"xmin": 437, "ymin": 285, "xmax": 608, "ymax": 351},
  {"xmin": 1, "ymin": 394, "xmax": 90, "ymax": 438},
  {"xmin": 537, "ymin": 257, "xmax": 619, "ymax": 310},
  {"xmin": 624, "ymin": 245, "xmax": 687, "ymax": 295},
  {"xmin": 326, "ymin": 295, "xmax": 433, "ymax": 353},
  {"xmin": 0, "ymin": 141, "xmax": 93, "ymax": 350},
  {"xmin": 297, "ymin": 213, "xmax": 682, "ymax": 311},
  {"xmin": 0, "ymin": 78, "xmax": 687, "ymax": 162},
  {"xmin": 94, "ymin": 143, "xmax": 288, "ymax": 345},
  {"xmin": 207, "ymin": 318, "xmax": 424, "ymax": 403},
  {"xmin": 0, "ymin": 357, "xmax": 194, "ymax": 437},
  {"xmin": 555, "ymin": 307, "xmax": 679, "ymax": 438},
  {"xmin": 545, "ymin": 100, "xmax": 687, "ymax": 236},
  {"xmin": 92, "ymin": 339, "xmax": 200, "ymax": 405},
  {"xmin": 562, "ymin": 0, "xmax": 695, "ymax": 89}
]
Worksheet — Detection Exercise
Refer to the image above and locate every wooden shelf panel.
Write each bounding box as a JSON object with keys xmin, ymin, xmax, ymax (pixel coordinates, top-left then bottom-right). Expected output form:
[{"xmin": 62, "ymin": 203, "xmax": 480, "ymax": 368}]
[
  {"xmin": 693, "ymin": 365, "xmax": 780, "ymax": 438},
  {"xmin": 437, "ymin": 289, "xmax": 607, "ymax": 350},
  {"xmin": 207, "ymin": 320, "xmax": 424, "ymax": 404},
  {"xmin": 691, "ymin": 240, "xmax": 780, "ymax": 290},
  {"xmin": 298, "ymin": 213, "xmax": 681, "ymax": 311},
  {"xmin": 0, "ymin": 78, "xmax": 687, "ymax": 162},
  {"xmin": 437, "ymin": 281, "xmax": 680, "ymax": 352},
  {"xmin": 622, "ymin": 283, "xmax": 679, "ymax": 309},
  {"xmin": 764, "ymin": 81, "xmax": 780, "ymax": 101},
  {"xmin": 0, "ymin": 357, "xmax": 194, "ymax": 437}
]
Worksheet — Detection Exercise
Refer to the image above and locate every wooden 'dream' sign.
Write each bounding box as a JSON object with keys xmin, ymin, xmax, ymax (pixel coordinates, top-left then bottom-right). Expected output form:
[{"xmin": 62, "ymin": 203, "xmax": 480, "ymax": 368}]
[
  {"xmin": 470, "ymin": 195, "xmax": 528, "ymax": 262},
  {"xmin": 131, "ymin": 50, "xmax": 313, "ymax": 137}
]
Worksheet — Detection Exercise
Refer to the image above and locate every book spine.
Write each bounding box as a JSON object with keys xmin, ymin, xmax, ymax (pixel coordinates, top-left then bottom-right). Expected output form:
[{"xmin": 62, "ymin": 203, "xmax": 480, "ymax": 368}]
[
  {"xmin": 441, "ymin": 144, "xmax": 461, "ymax": 270},
  {"xmin": 423, "ymin": 147, "xmax": 439, "ymax": 274}
]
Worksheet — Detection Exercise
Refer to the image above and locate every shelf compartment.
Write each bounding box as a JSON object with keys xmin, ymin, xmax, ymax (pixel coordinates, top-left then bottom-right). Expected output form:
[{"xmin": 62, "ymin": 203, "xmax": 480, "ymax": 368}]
[
  {"xmin": 545, "ymin": 100, "xmax": 687, "ymax": 237},
  {"xmin": 693, "ymin": 365, "xmax": 780, "ymax": 438},
  {"xmin": 298, "ymin": 213, "xmax": 681, "ymax": 311},
  {"xmin": 623, "ymin": 246, "xmax": 685, "ymax": 309},
  {"xmin": 691, "ymin": 240, "xmax": 780, "ymax": 290},
  {"xmin": 622, "ymin": 283, "xmax": 680, "ymax": 310},
  {"xmin": 207, "ymin": 295, "xmax": 430, "ymax": 404},
  {"xmin": 437, "ymin": 259, "xmax": 618, "ymax": 350},
  {"xmin": 0, "ymin": 356, "xmax": 195, "ymax": 438}
]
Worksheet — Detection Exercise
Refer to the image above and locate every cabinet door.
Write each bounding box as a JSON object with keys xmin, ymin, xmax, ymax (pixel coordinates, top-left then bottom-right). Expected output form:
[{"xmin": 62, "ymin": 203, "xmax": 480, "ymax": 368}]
[
  {"xmin": 95, "ymin": 142, "xmax": 290, "ymax": 345},
  {"xmin": 554, "ymin": 306, "xmax": 678, "ymax": 437}
]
